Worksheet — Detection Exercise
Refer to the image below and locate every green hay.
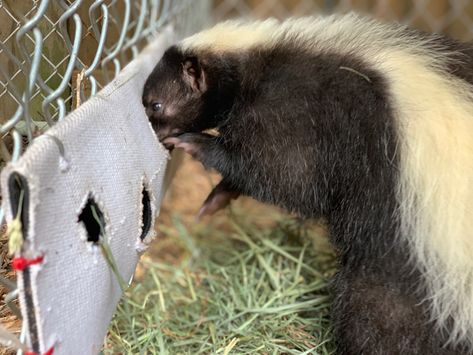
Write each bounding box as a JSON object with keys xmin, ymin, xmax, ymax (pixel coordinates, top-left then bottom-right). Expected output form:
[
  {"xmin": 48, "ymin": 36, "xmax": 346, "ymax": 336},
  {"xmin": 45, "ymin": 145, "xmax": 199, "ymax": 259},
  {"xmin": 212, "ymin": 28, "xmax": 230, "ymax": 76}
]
[{"xmin": 103, "ymin": 211, "xmax": 337, "ymax": 354}]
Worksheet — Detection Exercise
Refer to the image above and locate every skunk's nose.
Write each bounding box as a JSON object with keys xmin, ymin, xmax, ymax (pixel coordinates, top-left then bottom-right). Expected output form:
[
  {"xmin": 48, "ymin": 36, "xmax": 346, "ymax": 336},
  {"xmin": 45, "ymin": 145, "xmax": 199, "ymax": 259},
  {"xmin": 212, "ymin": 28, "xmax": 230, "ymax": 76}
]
[{"xmin": 156, "ymin": 125, "xmax": 172, "ymax": 141}]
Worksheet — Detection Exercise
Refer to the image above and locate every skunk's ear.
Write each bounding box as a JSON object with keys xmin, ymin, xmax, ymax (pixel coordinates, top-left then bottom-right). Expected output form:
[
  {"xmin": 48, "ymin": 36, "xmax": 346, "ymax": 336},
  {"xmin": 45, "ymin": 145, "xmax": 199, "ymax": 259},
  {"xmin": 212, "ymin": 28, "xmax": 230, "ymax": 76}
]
[{"xmin": 182, "ymin": 57, "xmax": 207, "ymax": 93}]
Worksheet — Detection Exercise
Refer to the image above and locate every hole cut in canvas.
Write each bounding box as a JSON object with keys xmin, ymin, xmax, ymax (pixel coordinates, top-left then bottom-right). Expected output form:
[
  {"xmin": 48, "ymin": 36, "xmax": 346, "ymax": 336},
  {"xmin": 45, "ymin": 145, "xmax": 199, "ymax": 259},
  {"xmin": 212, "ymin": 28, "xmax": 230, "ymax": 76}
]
[
  {"xmin": 8, "ymin": 172, "xmax": 30, "ymax": 236},
  {"xmin": 139, "ymin": 187, "xmax": 152, "ymax": 241},
  {"xmin": 78, "ymin": 197, "xmax": 105, "ymax": 244}
]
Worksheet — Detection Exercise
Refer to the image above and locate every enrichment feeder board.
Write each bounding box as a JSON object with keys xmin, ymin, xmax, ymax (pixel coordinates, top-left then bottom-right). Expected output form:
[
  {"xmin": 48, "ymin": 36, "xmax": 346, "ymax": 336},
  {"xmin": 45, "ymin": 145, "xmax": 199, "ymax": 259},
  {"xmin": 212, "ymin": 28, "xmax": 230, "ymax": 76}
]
[{"xmin": 1, "ymin": 29, "xmax": 175, "ymax": 355}]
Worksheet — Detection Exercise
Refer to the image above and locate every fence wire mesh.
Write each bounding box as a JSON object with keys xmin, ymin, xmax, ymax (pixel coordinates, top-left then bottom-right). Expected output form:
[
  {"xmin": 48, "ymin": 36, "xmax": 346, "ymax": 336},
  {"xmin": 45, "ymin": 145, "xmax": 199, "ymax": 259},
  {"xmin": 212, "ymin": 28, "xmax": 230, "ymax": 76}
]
[
  {"xmin": 1, "ymin": 0, "xmax": 473, "ymax": 167},
  {"xmin": 0, "ymin": 0, "xmax": 472, "ymax": 349},
  {"xmin": 0, "ymin": 0, "xmax": 211, "ymax": 168}
]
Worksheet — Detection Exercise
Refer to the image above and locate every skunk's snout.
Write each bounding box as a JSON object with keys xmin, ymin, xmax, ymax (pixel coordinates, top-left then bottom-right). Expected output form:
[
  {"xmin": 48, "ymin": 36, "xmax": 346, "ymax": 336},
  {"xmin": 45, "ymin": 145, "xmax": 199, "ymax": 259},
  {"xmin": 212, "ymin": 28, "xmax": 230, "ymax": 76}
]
[
  {"xmin": 153, "ymin": 123, "xmax": 183, "ymax": 143},
  {"xmin": 156, "ymin": 125, "xmax": 171, "ymax": 141}
]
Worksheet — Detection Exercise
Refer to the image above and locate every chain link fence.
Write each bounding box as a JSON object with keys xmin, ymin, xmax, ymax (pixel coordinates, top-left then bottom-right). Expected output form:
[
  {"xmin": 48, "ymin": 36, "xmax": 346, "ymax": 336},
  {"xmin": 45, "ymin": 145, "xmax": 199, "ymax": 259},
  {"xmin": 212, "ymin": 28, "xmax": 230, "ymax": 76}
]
[
  {"xmin": 0, "ymin": 1, "xmax": 211, "ymax": 341},
  {"xmin": 0, "ymin": 0, "xmax": 471, "ymax": 351},
  {"xmin": 1, "ymin": 0, "xmax": 472, "ymax": 169},
  {"xmin": 0, "ymin": 0, "xmax": 472, "ymax": 185},
  {"xmin": 0, "ymin": 0, "xmax": 211, "ymax": 168}
]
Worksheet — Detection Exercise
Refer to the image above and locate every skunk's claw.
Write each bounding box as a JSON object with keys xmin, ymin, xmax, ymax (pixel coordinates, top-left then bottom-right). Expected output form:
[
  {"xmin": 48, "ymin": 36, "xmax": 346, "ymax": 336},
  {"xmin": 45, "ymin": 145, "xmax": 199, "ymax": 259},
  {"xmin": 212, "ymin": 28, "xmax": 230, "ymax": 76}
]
[{"xmin": 197, "ymin": 180, "xmax": 240, "ymax": 219}]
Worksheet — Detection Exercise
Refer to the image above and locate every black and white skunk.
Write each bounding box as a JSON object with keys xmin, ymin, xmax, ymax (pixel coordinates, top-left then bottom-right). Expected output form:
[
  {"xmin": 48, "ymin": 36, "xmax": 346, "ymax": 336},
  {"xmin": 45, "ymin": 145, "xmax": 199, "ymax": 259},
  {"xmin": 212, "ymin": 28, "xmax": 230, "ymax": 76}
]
[{"xmin": 142, "ymin": 14, "xmax": 473, "ymax": 354}]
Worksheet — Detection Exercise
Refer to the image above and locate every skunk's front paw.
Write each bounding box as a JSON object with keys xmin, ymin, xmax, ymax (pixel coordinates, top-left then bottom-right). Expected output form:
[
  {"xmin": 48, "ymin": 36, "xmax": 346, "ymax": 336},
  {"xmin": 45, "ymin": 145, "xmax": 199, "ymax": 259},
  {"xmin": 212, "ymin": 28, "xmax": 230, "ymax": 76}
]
[{"xmin": 164, "ymin": 132, "xmax": 216, "ymax": 163}]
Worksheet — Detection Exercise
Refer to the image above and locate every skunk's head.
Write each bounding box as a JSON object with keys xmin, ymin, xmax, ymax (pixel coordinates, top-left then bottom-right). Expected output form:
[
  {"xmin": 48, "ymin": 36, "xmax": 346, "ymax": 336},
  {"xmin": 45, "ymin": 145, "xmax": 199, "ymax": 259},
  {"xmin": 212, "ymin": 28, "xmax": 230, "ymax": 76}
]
[{"xmin": 142, "ymin": 45, "xmax": 208, "ymax": 141}]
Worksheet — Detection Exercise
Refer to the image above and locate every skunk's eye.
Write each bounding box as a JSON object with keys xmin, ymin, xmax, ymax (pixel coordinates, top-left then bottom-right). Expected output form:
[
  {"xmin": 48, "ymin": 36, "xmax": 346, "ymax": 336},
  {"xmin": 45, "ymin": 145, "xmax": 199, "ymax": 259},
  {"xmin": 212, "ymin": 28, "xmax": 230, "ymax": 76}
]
[{"xmin": 152, "ymin": 102, "xmax": 163, "ymax": 112}]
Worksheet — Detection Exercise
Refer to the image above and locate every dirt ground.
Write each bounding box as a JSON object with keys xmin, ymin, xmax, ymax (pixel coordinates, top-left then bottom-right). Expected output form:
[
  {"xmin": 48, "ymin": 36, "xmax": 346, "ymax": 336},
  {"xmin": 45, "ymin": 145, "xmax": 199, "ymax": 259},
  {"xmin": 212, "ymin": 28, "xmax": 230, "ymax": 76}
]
[{"xmin": 146, "ymin": 153, "xmax": 290, "ymax": 266}]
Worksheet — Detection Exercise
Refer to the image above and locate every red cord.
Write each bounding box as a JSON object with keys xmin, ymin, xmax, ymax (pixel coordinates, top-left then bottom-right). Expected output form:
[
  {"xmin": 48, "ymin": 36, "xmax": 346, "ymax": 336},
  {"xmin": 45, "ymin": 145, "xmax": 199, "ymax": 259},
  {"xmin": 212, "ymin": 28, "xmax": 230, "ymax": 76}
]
[
  {"xmin": 24, "ymin": 347, "xmax": 54, "ymax": 355},
  {"xmin": 12, "ymin": 255, "xmax": 44, "ymax": 271}
]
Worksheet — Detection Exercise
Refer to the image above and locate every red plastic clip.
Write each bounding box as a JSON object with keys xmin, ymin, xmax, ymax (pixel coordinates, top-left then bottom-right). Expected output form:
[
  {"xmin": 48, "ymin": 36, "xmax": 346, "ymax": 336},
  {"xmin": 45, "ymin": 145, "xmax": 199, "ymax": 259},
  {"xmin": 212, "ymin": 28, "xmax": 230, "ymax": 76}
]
[
  {"xmin": 12, "ymin": 255, "xmax": 44, "ymax": 271},
  {"xmin": 24, "ymin": 347, "xmax": 54, "ymax": 355}
]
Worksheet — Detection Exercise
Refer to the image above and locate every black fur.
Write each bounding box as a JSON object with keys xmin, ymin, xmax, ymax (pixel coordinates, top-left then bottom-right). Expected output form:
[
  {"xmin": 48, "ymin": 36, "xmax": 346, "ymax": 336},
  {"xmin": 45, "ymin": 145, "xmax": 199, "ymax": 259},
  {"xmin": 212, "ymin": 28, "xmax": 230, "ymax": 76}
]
[{"xmin": 143, "ymin": 26, "xmax": 473, "ymax": 354}]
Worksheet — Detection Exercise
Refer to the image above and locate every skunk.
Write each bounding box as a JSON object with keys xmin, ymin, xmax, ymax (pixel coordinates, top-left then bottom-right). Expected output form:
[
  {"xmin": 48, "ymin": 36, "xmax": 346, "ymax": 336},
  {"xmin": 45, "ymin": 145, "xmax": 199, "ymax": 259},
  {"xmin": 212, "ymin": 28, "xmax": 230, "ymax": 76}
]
[{"xmin": 142, "ymin": 14, "xmax": 473, "ymax": 354}]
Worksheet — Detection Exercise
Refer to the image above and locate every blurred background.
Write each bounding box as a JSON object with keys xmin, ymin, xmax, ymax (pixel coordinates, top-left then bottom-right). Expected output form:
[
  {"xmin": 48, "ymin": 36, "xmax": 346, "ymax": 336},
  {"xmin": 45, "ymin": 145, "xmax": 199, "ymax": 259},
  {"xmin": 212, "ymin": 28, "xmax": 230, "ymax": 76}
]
[
  {"xmin": 215, "ymin": 0, "xmax": 473, "ymax": 39},
  {"xmin": 2, "ymin": 0, "xmax": 473, "ymax": 353}
]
